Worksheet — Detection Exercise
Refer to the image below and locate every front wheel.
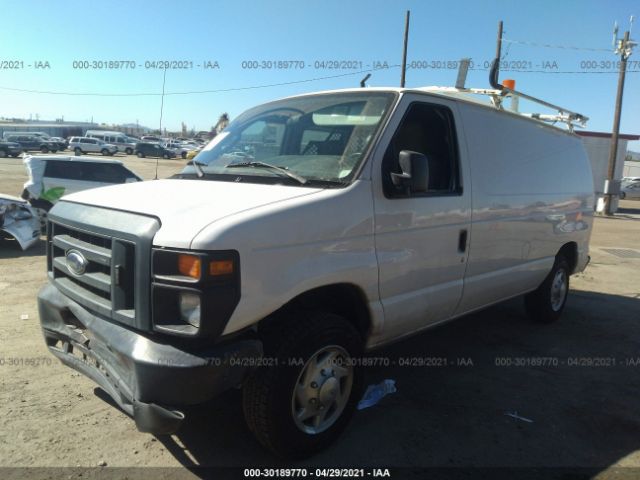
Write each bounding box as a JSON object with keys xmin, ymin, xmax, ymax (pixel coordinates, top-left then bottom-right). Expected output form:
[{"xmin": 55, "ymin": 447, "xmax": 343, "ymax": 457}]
[
  {"xmin": 181, "ymin": 151, "xmax": 187, "ymax": 159},
  {"xmin": 163, "ymin": 153, "xmax": 170, "ymax": 159},
  {"xmin": 101, "ymin": 148, "xmax": 110, "ymax": 156},
  {"xmin": 136, "ymin": 152, "xmax": 144, "ymax": 158},
  {"xmin": 243, "ymin": 312, "xmax": 363, "ymax": 458},
  {"xmin": 40, "ymin": 146, "xmax": 49, "ymax": 153},
  {"xmin": 0, "ymin": 150, "xmax": 7, "ymax": 158},
  {"xmin": 74, "ymin": 147, "xmax": 82, "ymax": 155},
  {"xmin": 125, "ymin": 148, "xmax": 133, "ymax": 155},
  {"xmin": 524, "ymin": 256, "xmax": 570, "ymax": 323}
]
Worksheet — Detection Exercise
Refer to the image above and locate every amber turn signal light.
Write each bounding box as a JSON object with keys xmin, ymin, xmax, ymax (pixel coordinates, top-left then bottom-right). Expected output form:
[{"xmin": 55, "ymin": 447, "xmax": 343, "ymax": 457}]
[
  {"xmin": 209, "ymin": 260, "xmax": 234, "ymax": 276},
  {"xmin": 178, "ymin": 254, "xmax": 201, "ymax": 279}
]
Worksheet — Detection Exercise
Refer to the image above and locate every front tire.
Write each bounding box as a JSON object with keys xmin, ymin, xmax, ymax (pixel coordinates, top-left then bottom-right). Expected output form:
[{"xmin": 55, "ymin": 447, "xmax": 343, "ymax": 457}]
[
  {"xmin": 524, "ymin": 256, "xmax": 570, "ymax": 323},
  {"xmin": 40, "ymin": 146, "xmax": 49, "ymax": 153},
  {"xmin": 101, "ymin": 148, "xmax": 110, "ymax": 156},
  {"xmin": 74, "ymin": 147, "xmax": 82, "ymax": 155},
  {"xmin": 243, "ymin": 312, "xmax": 363, "ymax": 458},
  {"xmin": 136, "ymin": 152, "xmax": 144, "ymax": 158},
  {"xmin": 0, "ymin": 150, "xmax": 7, "ymax": 158},
  {"xmin": 125, "ymin": 148, "xmax": 133, "ymax": 155}
]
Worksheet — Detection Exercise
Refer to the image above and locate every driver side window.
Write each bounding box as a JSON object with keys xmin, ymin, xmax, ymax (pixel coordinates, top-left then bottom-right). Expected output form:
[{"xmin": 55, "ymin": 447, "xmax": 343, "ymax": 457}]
[{"xmin": 382, "ymin": 102, "xmax": 460, "ymax": 198}]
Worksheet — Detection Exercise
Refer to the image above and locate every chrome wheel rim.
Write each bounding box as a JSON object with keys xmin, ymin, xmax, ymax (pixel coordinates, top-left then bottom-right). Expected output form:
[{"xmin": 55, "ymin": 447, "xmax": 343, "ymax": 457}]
[
  {"xmin": 550, "ymin": 269, "xmax": 568, "ymax": 311},
  {"xmin": 291, "ymin": 345, "xmax": 353, "ymax": 435}
]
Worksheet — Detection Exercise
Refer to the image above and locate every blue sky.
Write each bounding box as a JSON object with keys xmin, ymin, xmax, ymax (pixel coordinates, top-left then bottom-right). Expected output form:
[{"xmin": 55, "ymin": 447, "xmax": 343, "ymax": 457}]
[{"xmin": 0, "ymin": 0, "xmax": 638, "ymax": 148}]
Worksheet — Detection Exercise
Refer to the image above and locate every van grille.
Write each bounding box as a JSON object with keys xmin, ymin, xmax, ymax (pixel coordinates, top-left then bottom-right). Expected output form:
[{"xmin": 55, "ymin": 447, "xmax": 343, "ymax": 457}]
[{"xmin": 49, "ymin": 222, "xmax": 136, "ymax": 324}]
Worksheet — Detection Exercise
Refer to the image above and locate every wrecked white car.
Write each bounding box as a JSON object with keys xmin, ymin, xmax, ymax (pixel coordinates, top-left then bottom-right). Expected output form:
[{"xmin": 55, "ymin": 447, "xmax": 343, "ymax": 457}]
[
  {"xmin": 0, "ymin": 195, "xmax": 41, "ymax": 250},
  {"xmin": 21, "ymin": 155, "xmax": 142, "ymax": 211}
]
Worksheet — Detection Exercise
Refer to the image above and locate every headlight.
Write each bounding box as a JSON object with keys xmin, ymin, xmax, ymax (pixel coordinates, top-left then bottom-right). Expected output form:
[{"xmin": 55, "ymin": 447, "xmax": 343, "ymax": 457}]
[
  {"xmin": 151, "ymin": 248, "xmax": 241, "ymax": 338},
  {"xmin": 179, "ymin": 292, "xmax": 200, "ymax": 328}
]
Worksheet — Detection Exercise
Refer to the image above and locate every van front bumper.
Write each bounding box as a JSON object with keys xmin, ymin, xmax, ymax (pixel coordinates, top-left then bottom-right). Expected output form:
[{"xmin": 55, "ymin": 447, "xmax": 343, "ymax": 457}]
[{"xmin": 38, "ymin": 282, "xmax": 262, "ymax": 435}]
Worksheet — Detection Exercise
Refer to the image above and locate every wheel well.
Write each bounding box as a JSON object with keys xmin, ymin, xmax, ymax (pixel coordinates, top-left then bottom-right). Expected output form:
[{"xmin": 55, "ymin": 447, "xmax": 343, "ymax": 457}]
[
  {"xmin": 558, "ymin": 242, "xmax": 578, "ymax": 274},
  {"xmin": 259, "ymin": 284, "xmax": 372, "ymax": 340}
]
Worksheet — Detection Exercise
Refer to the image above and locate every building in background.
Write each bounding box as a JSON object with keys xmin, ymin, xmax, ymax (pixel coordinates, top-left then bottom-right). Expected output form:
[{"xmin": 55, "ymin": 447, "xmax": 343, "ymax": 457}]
[
  {"xmin": 575, "ymin": 130, "xmax": 640, "ymax": 212},
  {"xmin": 0, "ymin": 120, "xmax": 98, "ymax": 139}
]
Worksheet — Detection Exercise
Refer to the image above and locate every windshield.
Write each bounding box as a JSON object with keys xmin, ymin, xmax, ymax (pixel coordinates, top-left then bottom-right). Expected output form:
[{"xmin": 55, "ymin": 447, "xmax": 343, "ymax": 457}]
[{"xmin": 178, "ymin": 92, "xmax": 395, "ymax": 186}]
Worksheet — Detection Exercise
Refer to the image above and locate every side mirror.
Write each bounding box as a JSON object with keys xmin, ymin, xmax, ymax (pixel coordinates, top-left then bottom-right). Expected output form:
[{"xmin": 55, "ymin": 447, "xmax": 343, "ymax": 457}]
[{"xmin": 390, "ymin": 150, "xmax": 429, "ymax": 193}]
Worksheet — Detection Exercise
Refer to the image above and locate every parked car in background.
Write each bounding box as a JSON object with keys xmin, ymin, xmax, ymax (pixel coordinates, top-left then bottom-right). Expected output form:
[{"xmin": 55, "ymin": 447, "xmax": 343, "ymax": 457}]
[
  {"xmin": 68, "ymin": 137, "xmax": 118, "ymax": 156},
  {"xmin": 621, "ymin": 176, "xmax": 640, "ymax": 186},
  {"xmin": 134, "ymin": 142, "xmax": 176, "ymax": 158},
  {"xmin": 0, "ymin": 141, "xmax": 23, "ymax": 158},
  {"xmin": 21, "ymin": 155, "xmax": 142, "ymax": 212},
  {"xmin": 86, "ymin": 131, "xmax": 137, "ymax": 155},
  {"xmin": 49, "ymin": 137, "xmax": 68, "ymax": 151},
  {"xmin": 620, "ymin": 181, "xmax": 640, "ymax": 200},
  {"xmin": 4, "ymin": 134, "xmax": 60, "ymax": 153},
  {"xmin": 140, "ymin": 135, "xmax": 161, "ymax": 143},
  {"xmin": 162, "ymin": 141, "xmax": 188, "ymax": 158}
]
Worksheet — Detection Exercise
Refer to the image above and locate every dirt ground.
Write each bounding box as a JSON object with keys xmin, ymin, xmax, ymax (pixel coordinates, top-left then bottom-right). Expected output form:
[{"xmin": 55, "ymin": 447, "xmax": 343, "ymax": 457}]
[{"xmin": 1, "ymin": 154, "xmax": 640, "ymax": 478}]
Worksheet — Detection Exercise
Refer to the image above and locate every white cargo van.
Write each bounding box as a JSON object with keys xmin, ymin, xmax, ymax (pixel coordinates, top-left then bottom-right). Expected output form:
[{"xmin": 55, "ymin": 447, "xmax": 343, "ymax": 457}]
[
  {"xmin": 38, "ymin": 84, "xmax": 594, "ymax": 457},
  {"xmin": 85, "ymin": 130, "xmax": 137, "ymax": 155}
]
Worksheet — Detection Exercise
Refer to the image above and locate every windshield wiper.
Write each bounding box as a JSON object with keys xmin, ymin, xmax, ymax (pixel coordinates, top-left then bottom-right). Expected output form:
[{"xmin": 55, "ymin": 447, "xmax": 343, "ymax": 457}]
[
  {"xmin": 186, "ymin": 160, "xmax": 205, "ymax": 178},
  {"xmin": 225, "ymin": 161, "xmax": 308, "ymax": 185}
]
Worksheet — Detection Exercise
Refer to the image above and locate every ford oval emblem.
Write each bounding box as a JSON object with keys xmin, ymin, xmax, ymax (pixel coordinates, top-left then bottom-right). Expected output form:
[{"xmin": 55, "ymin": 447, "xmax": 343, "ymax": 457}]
[{"xmin": 65, "ymin": 250, "xmax": 88, "ymax": 276}]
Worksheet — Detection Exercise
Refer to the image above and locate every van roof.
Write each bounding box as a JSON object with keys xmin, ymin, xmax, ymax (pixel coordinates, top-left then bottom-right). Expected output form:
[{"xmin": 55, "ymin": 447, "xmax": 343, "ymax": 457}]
[{"xmin": 278, "ymin": 86, "xmax": 586, "ymax": 134}]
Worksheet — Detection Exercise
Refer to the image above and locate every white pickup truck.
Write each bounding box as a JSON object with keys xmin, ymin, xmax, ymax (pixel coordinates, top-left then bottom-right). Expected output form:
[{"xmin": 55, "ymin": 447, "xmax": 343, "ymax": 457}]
[{"xmin": 38, "ymin": 86, "xmax": 594, "ymax": 457}]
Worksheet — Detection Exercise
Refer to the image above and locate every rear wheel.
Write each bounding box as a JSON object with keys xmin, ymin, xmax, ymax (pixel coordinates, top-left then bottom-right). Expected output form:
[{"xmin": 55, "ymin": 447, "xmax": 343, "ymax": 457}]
[
  {"xmin": 163, "ymin": 153, "xmax": 170, "ymax": 159},
  {"xmin": 40, "ymin": 146, "xmax": 49, "ymax": 153},
  {"xmin": 0, "ymin": 150, "xmax": 6, "ymax": 158},
  {"xmin": 136, "ymin": 152, "xmax": 144, "ymax": 158},
  {"xmin": 74, "ymin": 147, "xmax": 82, "ymax": 155},
  {"xmin": 243, "ymin": 312, "xmax": 363, "ymax": 458},
  {"xmin": 524, "ymin": 256, "xmax": 570, "ymax": 323},
  {"xmin": 125, "ymin": 148, "xmax": 133, "ymax": 155},
  {"xmin": 101, "ymin": 148, "xmax": 109, "ymax": 156}
]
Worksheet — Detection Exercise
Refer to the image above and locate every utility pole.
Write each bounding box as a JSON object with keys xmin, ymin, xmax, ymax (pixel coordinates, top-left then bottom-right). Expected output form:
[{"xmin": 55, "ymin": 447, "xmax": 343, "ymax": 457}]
[
  {"xmin": 605, "ymin": 29, "xmax": 634, "ymax": 215},
  {"xmin": 400, "ymin": 10, "xmax": 410, "ymax": 88}
]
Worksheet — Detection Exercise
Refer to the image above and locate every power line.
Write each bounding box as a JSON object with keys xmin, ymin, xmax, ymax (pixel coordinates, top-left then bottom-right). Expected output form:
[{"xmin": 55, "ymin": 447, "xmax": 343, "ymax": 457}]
[
  {"xmin": 0, "ymin": 65, "xmax": 636, "ymax": 98},
  {"xmin": 0, "ymin": 66, "xmax": 401, "ymax": 97},
  {"xmin": 502, "ymin": 38, "xmax": 611, "ymax": 52},
  {"xmin": 469, "ymin": 68, "xmax": 640, "ymax": 74}
]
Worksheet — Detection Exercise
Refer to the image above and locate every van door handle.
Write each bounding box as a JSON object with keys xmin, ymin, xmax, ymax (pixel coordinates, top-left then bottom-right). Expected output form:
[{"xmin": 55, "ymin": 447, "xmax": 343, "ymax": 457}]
[{"xmin": 458, "ymin": 229, "xmax": 468, "ymax": 253}]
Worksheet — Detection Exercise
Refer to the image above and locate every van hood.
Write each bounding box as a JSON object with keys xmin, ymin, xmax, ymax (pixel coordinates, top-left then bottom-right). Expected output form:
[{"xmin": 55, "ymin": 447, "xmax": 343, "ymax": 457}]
[{"xmin": 60, "ymin": 179, "xmax": 323, "ymax": 248}]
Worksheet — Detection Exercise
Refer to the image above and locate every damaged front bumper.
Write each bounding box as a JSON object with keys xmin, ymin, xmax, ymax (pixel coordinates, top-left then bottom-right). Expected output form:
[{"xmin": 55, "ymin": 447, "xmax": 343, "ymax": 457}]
[{"xmin": 38, "ymin": 283, "xmax": 262, "ymax": 435}]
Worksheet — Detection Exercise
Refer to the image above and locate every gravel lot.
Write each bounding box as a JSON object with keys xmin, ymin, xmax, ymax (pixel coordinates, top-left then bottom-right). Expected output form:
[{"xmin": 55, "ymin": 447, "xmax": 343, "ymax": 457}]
[{"xmin": 1, "ymin": 154, "xmax": 639, "ymax": 478}]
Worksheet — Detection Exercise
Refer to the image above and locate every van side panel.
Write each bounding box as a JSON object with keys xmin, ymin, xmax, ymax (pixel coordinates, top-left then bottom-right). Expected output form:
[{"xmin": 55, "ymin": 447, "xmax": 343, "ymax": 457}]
[{"xmin": 456, "ymin": 103, "xmax": 594, "ymax": 315}]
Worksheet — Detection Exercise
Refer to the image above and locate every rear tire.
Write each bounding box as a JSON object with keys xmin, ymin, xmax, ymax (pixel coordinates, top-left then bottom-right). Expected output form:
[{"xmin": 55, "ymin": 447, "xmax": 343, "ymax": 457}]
[
  {"xmin": 74, "ymin": 147, "xmax": 82, "ymax": 155},
  {"xmin": 125, "ymin": 148, "xmax": 133, "ymax": 155},
  {"xmin": 101, "ymin": 148, "xmax": 109, "ymax": 156},
  {"xmin": 40, "ymin": 146, "xmax": 49, "ymax": 153},
  {"xmin": 243, "ymin": 312, "xmax": 364, "ymax": 458},
  {"xmin": 136, "ymin": 152, "xmax": 144, "ymax": 158},
  {"xmin": 524, "ymin": 256, "xmax": 570, "ymax": 323},
  {"xmin": 163, "ymin": 153, "xmax": 170, "ymax": 159},
  {"xmin": 0, "ymin": 150, "xmax": 6, "ymax": 158}
]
